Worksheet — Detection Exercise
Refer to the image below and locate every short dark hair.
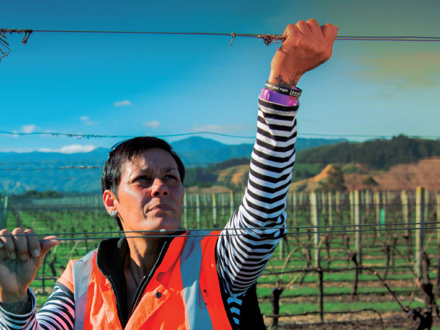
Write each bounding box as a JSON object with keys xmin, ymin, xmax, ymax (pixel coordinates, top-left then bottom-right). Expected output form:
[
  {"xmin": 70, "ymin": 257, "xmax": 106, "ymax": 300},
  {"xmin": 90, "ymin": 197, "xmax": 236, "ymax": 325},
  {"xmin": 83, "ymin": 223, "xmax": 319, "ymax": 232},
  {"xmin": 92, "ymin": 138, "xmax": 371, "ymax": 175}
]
[{"xmin": 101, "ymin": 137, "xmax": 185, "ymax": 229}]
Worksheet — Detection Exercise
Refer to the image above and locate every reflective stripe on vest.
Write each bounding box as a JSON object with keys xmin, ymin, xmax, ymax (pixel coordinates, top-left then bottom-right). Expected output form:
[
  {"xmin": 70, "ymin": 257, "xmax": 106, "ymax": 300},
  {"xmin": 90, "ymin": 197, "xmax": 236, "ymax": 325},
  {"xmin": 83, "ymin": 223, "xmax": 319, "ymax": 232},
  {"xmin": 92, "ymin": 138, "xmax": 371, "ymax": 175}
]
[
  {"xmin": 180, "ymin": 231, "xmax": 213, "ymax": 329},
  {"xmin": 72, "ymin": 249, "xmax": 96, "ymax": 330}
]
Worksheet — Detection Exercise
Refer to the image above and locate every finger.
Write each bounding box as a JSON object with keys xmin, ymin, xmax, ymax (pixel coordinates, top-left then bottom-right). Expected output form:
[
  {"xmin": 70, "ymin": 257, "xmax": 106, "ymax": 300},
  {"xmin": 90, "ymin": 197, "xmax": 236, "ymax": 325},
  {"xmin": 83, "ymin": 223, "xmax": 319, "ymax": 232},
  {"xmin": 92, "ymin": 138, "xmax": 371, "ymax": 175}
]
[
  {"xmin": 24, "ymin": 229, "xmax": 42, "ymax": 259},
  {"xmin": 40, "ymin": 236, "xmax": 60, "ymax": 258},
  {"xmin": 296, "ymin": 20, "xmax": 312, "ymax": 37},
  {"xmin": 306, "ymin": 18, "xmax": 322, "ymax": 37},
  {"xmin": 321, "ymin": 23, "xmax": 339, "ymax": 44},
  {"xmin": 12, "ymin": 228, "xmax": 30, "ymax": 261},
  {"xmin": 0, "ymin": 229, "xmax": 17, "ymax": 260},
  {"xmin": 282, "ymin": 23, "xmax": 299, "ymax": 42}
]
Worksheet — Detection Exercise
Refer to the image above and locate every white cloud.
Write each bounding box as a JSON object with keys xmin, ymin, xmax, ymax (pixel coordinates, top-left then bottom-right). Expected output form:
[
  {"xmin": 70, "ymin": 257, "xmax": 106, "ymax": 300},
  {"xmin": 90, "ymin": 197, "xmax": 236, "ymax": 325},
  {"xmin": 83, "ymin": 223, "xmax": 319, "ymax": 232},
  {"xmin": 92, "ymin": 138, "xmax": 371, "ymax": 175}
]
[
  {"xmin": 80, "ymin": 116, "xmax": 95, "ymax": 125},
  {"xmin": 21, "ymin": 124, "xmax": 37, "ymax": 133},
  {"xmin": 38, "ymin": 145, "xmax": 97, "ymax": 154},
  {"xmin": 114, "ymin": 100, "xmax": 132, "ymax": 107},
  {"xmin": 143, "ymin": 121, "xmax": 160, "ymax": 128}
]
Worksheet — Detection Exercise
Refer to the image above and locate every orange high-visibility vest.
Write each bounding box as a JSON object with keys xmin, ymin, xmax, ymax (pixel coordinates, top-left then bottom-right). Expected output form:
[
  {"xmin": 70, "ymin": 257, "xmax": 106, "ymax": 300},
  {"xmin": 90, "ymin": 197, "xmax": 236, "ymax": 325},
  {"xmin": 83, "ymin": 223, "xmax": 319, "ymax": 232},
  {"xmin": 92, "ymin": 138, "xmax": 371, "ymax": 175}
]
[{"xmin": 58, "ymin": 231, "xmax": 232, "ymax": 330}]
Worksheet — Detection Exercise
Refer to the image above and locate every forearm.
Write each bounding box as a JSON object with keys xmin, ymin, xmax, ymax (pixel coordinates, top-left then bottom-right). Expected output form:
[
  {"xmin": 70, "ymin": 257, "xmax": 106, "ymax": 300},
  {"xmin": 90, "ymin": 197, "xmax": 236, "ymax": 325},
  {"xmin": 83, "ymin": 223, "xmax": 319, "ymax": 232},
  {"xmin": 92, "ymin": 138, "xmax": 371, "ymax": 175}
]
[
  {"xmin": 0, "ymin": 294, "xmax": 33, "ymax": 314},
  {"xmin": 0, "ymin": 290, "xmax": 37, "ymax": 329},
  {"xmin": 0, "ymin": 285, "xmax": 74, "ymax": 330},
  {"xmin": 217, "ymin": 90, "xmax": 298, "ymax": 295}
]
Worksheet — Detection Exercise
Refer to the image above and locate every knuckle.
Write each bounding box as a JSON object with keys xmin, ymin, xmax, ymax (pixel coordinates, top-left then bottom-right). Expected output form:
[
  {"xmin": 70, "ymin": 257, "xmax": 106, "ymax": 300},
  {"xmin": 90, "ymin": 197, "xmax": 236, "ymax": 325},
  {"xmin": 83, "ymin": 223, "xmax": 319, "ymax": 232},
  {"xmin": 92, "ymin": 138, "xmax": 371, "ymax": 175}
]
[{"xmin": 12, "ymin": 228, "xmax": 24, "ymax": 235}]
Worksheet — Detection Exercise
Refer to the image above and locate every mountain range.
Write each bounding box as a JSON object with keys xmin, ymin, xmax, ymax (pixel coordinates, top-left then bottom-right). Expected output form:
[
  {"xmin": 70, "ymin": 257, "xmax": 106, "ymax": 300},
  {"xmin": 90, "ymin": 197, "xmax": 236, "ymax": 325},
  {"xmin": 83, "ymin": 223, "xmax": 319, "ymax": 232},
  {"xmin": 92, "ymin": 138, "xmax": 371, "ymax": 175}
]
[{"xmin": 2, "ymin": 135, "xmax": 439, "ymax": 194}]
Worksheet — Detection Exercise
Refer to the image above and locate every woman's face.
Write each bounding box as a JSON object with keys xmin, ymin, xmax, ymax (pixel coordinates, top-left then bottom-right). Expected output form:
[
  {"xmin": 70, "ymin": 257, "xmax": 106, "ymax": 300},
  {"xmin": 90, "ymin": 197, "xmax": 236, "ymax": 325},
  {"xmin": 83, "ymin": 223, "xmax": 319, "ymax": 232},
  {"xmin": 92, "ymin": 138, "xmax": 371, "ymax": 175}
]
[{"xmin": 113, "ymin": 148, "xmax": 184, "ymax": 234}]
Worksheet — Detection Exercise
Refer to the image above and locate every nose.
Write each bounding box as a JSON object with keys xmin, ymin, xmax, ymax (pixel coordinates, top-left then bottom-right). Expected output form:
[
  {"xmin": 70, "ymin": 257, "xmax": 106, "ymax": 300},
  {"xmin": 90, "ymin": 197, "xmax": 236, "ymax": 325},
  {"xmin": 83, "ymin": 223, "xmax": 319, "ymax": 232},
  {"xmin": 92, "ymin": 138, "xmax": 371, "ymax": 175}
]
[{"xmin": 151, "ymin": 178, "xmax": 169, "ymax": 197}]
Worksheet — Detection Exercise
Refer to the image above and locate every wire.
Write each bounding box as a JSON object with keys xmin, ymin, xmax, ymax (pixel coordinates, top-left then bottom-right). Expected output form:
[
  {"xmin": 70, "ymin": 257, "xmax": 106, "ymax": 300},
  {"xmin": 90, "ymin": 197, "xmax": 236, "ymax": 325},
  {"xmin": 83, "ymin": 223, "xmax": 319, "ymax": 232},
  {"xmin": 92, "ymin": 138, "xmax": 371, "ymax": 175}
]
[
  {"xmin": 2, "ymin": 221, "xmax": 439, "ymax": 241},
  {"xmin": 0, "ymin": 166, "xmax": 101, "ymax": 171},
  {"xmin": 0, "ymin": 130, "xmax": 256, "ymax": 139},
  {"xmin": 2, "ymin": 28, "xmax": 440, "ymax": 43},
  {"xmin": 1, "ymin": 130, "xmax": 439, "ymax": 141}
]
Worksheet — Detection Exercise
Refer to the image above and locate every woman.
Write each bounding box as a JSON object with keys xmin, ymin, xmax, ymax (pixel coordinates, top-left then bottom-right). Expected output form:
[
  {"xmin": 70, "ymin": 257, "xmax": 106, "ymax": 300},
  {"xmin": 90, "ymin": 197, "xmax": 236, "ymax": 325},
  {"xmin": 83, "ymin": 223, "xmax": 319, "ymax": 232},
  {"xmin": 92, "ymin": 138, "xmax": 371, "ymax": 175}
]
[{"xmin": 0, "ymin": 19, "xmax": 338, "ymax": 329}]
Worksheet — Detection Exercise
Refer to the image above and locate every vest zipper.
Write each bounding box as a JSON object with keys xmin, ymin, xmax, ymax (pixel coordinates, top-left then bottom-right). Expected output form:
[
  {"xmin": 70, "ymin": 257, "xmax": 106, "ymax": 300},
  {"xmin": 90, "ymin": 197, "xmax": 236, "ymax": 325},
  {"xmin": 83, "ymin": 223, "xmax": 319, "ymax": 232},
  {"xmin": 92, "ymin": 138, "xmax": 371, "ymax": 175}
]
[{"xmin": 128, "ymin": 239, "xmax": 170, "ymax": 316}]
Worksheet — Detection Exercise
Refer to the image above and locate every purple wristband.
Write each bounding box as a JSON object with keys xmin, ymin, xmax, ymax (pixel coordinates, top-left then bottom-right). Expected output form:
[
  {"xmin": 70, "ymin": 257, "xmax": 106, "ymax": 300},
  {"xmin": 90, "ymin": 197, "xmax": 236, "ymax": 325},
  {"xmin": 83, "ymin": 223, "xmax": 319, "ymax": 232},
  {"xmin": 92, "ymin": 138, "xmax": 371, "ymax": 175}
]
[{"xmin": 259, "ymin": 88, "xmax": 299, "ymax": 106}]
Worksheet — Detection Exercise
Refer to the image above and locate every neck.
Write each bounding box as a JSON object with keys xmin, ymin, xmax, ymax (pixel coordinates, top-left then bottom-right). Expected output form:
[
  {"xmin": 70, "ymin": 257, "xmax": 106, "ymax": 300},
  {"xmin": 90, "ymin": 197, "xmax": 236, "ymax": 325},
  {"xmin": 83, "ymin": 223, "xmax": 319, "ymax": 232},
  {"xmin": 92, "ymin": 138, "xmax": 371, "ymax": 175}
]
[{"xmin": 126, "ymin": 236, "xmax": 165, "ymax": 279}]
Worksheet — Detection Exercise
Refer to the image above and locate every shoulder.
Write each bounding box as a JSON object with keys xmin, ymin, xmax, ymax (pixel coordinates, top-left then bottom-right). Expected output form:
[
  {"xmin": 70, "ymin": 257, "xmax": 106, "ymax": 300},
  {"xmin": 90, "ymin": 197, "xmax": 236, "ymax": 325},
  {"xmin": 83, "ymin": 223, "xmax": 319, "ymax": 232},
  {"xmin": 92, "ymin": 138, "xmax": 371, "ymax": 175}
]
[{"xmin": 57, "ymin": 249, "xmax": 98, "ymax": 293}]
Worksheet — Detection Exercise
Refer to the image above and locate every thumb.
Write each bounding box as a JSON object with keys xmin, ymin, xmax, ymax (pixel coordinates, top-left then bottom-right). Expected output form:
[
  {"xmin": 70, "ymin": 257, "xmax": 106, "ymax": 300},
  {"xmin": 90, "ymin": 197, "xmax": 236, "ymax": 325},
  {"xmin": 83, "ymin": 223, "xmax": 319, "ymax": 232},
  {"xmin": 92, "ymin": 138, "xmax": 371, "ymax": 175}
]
[{"xmin": 40, "ymin": 236, "xmax": 60, "ymax": 258}]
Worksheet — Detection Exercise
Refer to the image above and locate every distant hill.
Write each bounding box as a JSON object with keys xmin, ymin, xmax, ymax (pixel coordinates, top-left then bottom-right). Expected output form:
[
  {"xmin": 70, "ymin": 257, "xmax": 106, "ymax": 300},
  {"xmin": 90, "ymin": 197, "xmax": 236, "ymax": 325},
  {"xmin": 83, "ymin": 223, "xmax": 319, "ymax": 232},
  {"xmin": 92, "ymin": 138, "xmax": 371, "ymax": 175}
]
[
  {"xmin": 296, "ymin": 135, "xmax": 440, "ymax": 170},
  {"xmin": 172, "ymin": 136, "xmax": 346, "ymax": 167},
  {"xmin": 289, "ymin": 157, "xmax": 440, "ymax": 192},
  {"xmin": 186, "ymin": 135, "xmax": 440, "ymax": 191}
]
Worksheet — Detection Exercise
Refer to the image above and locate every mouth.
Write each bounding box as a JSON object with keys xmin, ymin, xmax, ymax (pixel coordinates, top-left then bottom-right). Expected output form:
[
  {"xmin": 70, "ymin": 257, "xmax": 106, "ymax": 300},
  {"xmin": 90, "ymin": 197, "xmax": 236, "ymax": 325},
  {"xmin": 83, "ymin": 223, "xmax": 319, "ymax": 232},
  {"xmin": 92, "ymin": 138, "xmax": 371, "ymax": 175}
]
[{"xmin": 149, "ymin": 203, "xmax": 173, "ymax": 212}]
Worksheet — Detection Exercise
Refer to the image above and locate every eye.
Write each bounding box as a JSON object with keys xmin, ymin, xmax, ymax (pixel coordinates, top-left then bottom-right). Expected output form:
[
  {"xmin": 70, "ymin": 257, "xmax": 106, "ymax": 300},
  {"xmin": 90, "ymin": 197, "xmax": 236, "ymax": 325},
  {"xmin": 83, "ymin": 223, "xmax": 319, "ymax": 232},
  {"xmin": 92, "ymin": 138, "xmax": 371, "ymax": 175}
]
[
  {"xmin": 165, "ymin": 174, "xmax": 179, "ymax": 181},
  {"xmin": 134, "ymin": 175, "xmax": 153, "ymax": 185}
]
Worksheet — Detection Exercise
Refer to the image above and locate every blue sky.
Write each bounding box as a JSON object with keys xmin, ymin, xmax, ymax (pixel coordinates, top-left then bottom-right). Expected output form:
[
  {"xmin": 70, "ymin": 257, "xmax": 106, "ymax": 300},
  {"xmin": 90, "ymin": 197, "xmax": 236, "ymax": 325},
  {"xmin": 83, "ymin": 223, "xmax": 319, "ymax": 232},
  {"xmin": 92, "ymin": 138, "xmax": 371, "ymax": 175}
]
[{"xmin": 1, "ymin": 0, "xmax": 440, "ymax": 153}]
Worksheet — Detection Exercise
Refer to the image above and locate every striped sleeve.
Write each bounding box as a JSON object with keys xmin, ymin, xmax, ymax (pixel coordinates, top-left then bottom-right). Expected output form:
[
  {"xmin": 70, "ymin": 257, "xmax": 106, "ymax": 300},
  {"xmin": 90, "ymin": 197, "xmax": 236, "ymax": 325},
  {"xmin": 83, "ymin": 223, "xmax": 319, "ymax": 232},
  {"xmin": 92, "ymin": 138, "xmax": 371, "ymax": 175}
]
[
  {"xmin": 0, "ymin": 285, "xmax": 74, "ymax": 329},
  {"xmin": 216, "ymin": 96, "xmax": 298, "ymax": 296}
]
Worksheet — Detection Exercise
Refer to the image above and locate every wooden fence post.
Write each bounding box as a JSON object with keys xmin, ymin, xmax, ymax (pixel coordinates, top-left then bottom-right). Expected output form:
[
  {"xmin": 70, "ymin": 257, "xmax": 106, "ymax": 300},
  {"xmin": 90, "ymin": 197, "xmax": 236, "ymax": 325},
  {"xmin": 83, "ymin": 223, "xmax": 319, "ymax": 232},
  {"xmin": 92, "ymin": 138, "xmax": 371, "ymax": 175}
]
[
  {"xmin": 183, "ymin": 193, "xmax": 188, "ymax": 229},
  {"xmin": 212, "ymin": 194, "xmax": 217, "ymax": 228},
  {"xmin": 311, "ymin": 192, "xmax": 324, "ymax": 322},
  {"xmin": 437, "ymin": 194, "xmax": 440, "ymax": 245},
  {"xmin": 0, "ymin": 196, "xmax": 8, "ymax": 229},
  {"xmin": 401, "ymin": 190, "xmax": 409, "ymax": 236},
  {"xmin": 364, "ymin": 190, "xmax": 369, "ymax": 216},
  {"xmin": 311, "ymin": 192, "xmax": 320, "ymax": 268},
  {"xmin": 221, "ymin": 193, "xmax": 225, "ymax": 219},
  {"xmin": 382, "ymin": 192, "xmax": 387, "ymax": 231},
  {"xmin": 196, "ymin": 194, "xmax": 201, "ymax": 229},
  {"xmin": 230, "ymin": 191, "xmax": 235, "ymax": 217},
  {"xmin": 436, "ymin": 193, "xmax": 440, "ymax": 297},
  {"xmin": 424, "ymin": 190, "xmax": 430, "ymax": 225},
  {"xmin": 293, "ymin": 192, "xmax": 297, "ymax": 227},
  {"xmin": 349, "ymin": 191, "xmax": 354, "ymax": 227},
  {"xmin": 415, "ymin": 187, "xmax": 425, "ymax": 277},
  {"xmin": 328, "ymin": 191, "xmax": 333, "ymax": 228},
  {"xmin": 354, "ymin": 190, "xmax": 362, "ymax": 267},
  {"xmin": 374, "ymin": 192, "xmax": 381, "ymax": 237},
  {"xmin": 321, "ymin": 191, "xmax": 327, "ymax": 217},
  {"xmin": 335, "ymin": 191, "xmax": 340, "ymax": 213}
]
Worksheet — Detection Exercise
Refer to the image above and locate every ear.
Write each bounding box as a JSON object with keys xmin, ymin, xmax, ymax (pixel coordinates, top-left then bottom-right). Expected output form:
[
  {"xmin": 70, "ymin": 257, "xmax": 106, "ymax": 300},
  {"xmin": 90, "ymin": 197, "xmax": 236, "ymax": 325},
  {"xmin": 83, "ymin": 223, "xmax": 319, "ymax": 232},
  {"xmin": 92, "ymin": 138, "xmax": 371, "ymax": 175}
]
[{"xmin": 103, "ymin": 190, "xmax": 117, "ymax": 213}]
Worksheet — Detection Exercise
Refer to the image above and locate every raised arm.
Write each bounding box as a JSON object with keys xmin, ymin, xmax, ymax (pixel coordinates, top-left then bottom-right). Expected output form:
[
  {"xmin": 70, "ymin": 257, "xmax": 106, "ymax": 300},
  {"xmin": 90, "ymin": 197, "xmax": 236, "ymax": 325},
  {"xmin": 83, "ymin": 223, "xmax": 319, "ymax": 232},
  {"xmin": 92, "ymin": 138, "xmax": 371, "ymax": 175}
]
[{"xmin": 216, "ymin": 19, "xmax": 338, "ymax": 295}]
